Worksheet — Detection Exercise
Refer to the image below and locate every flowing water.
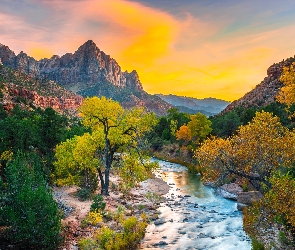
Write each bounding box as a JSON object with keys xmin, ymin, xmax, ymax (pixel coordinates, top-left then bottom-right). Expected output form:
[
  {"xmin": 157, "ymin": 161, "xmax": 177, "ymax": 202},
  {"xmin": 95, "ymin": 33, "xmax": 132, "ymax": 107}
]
[{"xmin": 140, "ymin": 160, "xmax": 251, "ymax": 250}]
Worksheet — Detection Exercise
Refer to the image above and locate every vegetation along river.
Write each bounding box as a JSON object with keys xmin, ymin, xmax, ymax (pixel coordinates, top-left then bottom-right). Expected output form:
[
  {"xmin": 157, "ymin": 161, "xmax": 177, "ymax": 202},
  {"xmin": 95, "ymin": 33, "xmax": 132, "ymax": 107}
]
[{"xmin": 140, "ymin": 160, "xmax": 251, "ymax": 250}]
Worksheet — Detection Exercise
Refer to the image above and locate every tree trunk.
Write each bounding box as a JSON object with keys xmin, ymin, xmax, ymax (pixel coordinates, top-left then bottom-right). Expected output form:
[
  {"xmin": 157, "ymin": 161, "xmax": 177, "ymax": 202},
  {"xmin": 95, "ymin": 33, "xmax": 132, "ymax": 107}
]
[{"xmin": 101, "ymin": 167, "xmax": 110, "ymax": 196}]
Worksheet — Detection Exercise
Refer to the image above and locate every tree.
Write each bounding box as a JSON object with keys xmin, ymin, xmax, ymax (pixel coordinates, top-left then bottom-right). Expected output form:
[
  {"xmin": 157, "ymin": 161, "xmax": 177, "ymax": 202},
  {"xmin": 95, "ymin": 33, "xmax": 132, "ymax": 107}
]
[
  {"xmin": 195, "ymin": 111, "xmax": 295, "ymax": 188},
  {"xmin": 244, "ymin": 173, "xmax": 295, "ymax": 243},
  {"xmin": 277, "ymin": 62, "xmax": 295, "ymax": 116},
  {"xmin": 54, "ymin": 97, "xmax": 158, "ymax": 195},
  {"xmin": 176, "ymin": 124, "xmax": 192, "ymax": 143},
  {"xmin": 187, "ymin": 113, "xmax": 212, "ymax": 145},
  {"xmin": 0, "ymin": 152, "xmax": 61, "ymax": 249}
]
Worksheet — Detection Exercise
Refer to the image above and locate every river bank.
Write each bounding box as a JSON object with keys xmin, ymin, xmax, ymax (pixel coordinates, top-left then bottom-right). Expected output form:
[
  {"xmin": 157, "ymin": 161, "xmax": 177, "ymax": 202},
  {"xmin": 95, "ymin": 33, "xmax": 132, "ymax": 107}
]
[
  {"xmin": 54, "ymin": 175, "xmax": 171, "ymax": 249},
  {"xmin": 54, "ymin": 159, "xmax": 251, "ymax": 250}
]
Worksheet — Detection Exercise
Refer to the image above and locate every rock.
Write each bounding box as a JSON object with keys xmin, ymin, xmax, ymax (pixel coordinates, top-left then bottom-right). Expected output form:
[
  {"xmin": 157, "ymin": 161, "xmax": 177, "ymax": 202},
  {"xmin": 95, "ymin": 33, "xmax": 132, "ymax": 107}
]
[
  {"xmin": 154, "ymin": 218, "xmax": 166, "ymax": 225},
  {"xmin": 184, "ymin": 194, "xmax": 191, "ymax": 198},
  {"xmin": 0, "ymin": 67, "xmax": 83, "ymax": 115},
  {"xmin": 183, "ymin": 217, "xmax": 189, "ymax": 222},
  {"xmin": 237, "ymin": 191, "xmax": 263, "ymax": 206},
  {"xmin": 237, "ymin": 203, "xmax": 248, "ymax": 211},
  {"xmin": 217, "ymin": 183, "xmax": 243, "ymax": 200},
  {"xmin": 153, "ymin": 241, "xmax": 168, "ymax": 246}
]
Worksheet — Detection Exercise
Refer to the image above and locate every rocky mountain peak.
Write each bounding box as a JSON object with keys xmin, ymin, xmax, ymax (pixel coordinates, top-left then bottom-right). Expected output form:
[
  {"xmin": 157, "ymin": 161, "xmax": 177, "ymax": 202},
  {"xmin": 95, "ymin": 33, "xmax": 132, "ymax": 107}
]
[{"xmin": 0, "ymin": 41, "xmax": 171, "ymax": 115}]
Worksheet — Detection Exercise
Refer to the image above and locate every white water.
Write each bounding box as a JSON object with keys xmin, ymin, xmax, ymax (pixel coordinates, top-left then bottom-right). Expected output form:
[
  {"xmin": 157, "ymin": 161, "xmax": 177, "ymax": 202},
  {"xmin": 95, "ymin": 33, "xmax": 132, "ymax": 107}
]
[{"xmin": 140, "ymin": 160, "xmax": 251, "ymax": 250}]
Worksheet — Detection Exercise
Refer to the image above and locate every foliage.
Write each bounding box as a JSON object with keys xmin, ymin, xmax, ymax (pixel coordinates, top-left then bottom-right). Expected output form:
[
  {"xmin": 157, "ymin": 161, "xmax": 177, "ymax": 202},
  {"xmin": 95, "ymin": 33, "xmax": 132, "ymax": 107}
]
[
  {"xmin": 54, "ymin": 133, "xmax": 99, "ymax": 189},
  {"xmin": 277, "ymin": 62, "xmax": 295, "ymax": 116},
  {"xmin": 89, "ymin": 215, "xmax": 148, "ymax": 250},
  {"xmin": 85, "ymin": 211, "xmax": 103, "ymax": 226},
  {"xmin": 176, "ymin": 124, "xmax": 192, "ymax": 142},
  {"xmin": 244, "ymin": 173, "xmax": 295, "ymax": 246},
  {"xmin": 118, "ymin": 153, "xmax": 158, "ymax": 190},
  {"xmin": 187, "ymin": 112, "xmax": 212, "ymax": 145},
  {"xmin": 77, "ymin": 188, "xmax": 93, "ymax": 201},
  {"xmin": 209, "ymin": 102, "xmax": 295, "ymax": 138},
  {"xmin": 0, "ymin": 152, "xmax": 61, "ymax": 249},
  {"xmin": 0, "ymin": 105, "xmax": 86, "ymax": 181},
  {"xmin": 149, "ymin": 108, "xmax": 190, "ymax": 148},
  {"xmin": 78, "ymin": 238, "xmax": 97, "ymax": 250},
  {"xmin": 90, "ymin": 195, "xmax": 106, "ymax": 214},
  {"xmin": 195, "ymin": 111, "xmax": 295, "ymax": 188},
  {"xmin": 251, "ymin": 238, "xmax": 265, "ymax": 250},
  {"xmin": 54, "ymin": 96, "xmax": 158, "ymax": 195}
]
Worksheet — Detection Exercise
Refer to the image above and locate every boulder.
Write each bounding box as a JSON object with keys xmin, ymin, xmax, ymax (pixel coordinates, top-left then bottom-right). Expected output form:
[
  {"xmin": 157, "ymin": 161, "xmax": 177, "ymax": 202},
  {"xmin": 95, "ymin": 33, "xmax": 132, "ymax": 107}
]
[
  {"xmin": 237, "ymin": 191, "xmax": 263, "ymax": 206},
  {"xmin": 217, "ymin": 183, "xmax": 243, "ymax": 200}
]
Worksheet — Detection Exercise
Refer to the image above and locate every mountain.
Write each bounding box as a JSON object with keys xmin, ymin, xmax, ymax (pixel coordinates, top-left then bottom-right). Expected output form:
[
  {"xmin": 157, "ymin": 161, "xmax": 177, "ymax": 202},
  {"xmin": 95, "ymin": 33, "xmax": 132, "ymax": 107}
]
[
  {"xmin": 156, "ymin": 94, "xmax": 230, "ymax": 115},
  {"xmin": 222, "ymin": 56, "xmax": 295, "ymax": 114},
  {"xmin": 0, "ymin": 41, "xmax": 171, "ymax": 115},
  {"xmin": 0, "ymin": 64, "xmax": 83, "ymax": 115}
]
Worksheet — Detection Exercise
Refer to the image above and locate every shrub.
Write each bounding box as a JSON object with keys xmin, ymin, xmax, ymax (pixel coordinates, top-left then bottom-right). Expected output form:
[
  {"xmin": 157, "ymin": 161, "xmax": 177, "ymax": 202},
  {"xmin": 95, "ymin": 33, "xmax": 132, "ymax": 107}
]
[
  {"xmin": 77, "ymin": 188, "xmax": 93, "ymax": 201},
  {"xmin": 0, "ymin": 152, "xmax": 61, "ymax": 249},
  {"xmin": 90, "ymin": 195, "xmax": 106, "ymax": 213},
  {"xmin": 78, "ymin": 238, "xmax": 97, "ymax": 250},
  {"xmin": 251, "ymin": 238, "xmax": 265, "ymax": 250},
  {"xmin": 85, "ymin": 211, "xmax": 103, "ymax": 226}
]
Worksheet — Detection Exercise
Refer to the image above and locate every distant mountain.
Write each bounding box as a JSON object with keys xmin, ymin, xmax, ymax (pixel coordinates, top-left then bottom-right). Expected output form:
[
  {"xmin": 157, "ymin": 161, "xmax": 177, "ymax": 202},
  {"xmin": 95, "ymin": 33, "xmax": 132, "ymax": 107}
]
[
  {"xmin": 222, "ymin": 56, "xmax": 295, "ymax": 114},
  {"xmin": 0, "ymin": 64, "xmax": 82, "ymax": 115},
  {"xmin": 0, "ymin": 41, "xmax": 171, "ymax": 115},
  {"xmin": 156, "ymin": 94, "xmax": 230, "ymax": 115}
]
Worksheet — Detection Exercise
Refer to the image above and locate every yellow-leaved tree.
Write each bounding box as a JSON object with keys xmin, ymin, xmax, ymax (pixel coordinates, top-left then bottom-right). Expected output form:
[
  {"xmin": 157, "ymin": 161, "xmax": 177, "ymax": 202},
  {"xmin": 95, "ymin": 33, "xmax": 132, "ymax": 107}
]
[
  {"xmin": 277, "ymin": 62, "xmax": 295, "ymax": 116},
  {"xmin": 54, "ymin": 97, "xmax": 158, "ymax": 195},
  {"xmin": 195, "ymin": 111, "xmax": 295, "ymax": 188}
]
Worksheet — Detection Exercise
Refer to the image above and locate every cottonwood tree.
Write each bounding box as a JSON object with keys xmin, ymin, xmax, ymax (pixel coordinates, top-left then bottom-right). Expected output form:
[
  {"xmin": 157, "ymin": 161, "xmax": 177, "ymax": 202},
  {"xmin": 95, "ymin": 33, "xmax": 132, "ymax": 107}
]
[
  {"xmin": 277, "ymin": 62, "xmax": 295, "ymax": 116},
  {"xmin": 54, "ymin": 97, "xmax": 158, "ymax": 195},
  {"xmin": 195, "ymin": 111, "xmax": 295, "ymax": 189}
]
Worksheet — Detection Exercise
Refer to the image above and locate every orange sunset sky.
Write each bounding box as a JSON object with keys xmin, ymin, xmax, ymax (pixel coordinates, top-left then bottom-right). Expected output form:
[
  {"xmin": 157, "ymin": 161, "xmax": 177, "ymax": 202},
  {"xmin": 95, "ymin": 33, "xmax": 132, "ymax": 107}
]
[{"xmin": 1, "ymin": 0, "xmax": 295, "ymax": 101}]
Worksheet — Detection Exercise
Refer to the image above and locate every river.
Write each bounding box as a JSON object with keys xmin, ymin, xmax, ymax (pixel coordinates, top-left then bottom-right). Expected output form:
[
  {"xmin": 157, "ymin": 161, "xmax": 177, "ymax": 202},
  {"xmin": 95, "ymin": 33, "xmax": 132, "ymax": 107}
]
[{"xmin": 140, "ymin": 160, "xmax": 251, "ymax": 250}]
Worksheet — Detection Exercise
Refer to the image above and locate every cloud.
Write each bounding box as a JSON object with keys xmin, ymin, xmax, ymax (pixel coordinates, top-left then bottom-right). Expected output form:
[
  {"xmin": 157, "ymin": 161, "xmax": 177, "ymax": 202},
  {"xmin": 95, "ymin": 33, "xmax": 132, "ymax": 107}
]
[{"xmin": 1, "ymin": 0, "xmax": 295, "ymax": 101}]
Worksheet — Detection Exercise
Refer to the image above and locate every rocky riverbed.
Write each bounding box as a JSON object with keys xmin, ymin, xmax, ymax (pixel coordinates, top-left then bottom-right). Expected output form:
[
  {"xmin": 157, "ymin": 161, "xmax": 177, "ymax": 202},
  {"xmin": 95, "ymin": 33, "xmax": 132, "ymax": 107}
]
[{"xmin": 140, "ymin": 160, "xmax": 251, "ymax": 250}]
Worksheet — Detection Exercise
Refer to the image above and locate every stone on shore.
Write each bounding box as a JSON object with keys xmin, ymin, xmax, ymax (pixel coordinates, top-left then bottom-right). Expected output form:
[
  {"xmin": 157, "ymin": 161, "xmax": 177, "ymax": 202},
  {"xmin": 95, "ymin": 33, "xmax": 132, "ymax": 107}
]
[
  {"xmin": 237, "ymin": 191, "xmax": 263, "ymax": 209},
  {"xmin": 217, "ymin": 183, "xmax": 243, "ymax": 200}
]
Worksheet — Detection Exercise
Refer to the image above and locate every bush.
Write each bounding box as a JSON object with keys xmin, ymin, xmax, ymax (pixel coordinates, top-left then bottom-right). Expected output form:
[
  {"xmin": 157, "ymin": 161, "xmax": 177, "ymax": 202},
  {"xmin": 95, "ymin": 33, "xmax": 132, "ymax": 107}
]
[
  {"xmin": 85, "ymin": 211, "xmax": 103, "ymax": 226},
  {"xmin": 78, "ymin": 238, "xmax": 97, "ymax": 250},
  {"xmin": 90, "ymin": 195, "xmax": 106, "ymax": 213},
  {"xmin": 251, "ymin": 238, "xmax": 265, "ymax": 250},
  {"xmin": 0, "ymin": 152, "xmax": 61, "ymax": 249},
  {"xmin": 77, "ymin": 188, "xmax": 93, "ymax": 201}
]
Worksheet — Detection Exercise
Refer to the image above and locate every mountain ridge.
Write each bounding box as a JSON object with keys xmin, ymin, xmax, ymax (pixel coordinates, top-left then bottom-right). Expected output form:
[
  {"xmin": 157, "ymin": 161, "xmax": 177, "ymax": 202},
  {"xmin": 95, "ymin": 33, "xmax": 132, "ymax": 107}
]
[
  {"xmin": 222, "ymin": 56, "xmax": 295, "ymax": 114},
  {"xmin": 0, "ymin": 64, "xmax": 83, "ymax": 115},
  {"xmin": 0, "ymin": 40, "xmax": 171, "ymax": 115},
  {"xmin": 156, "ymin": 94, "xmax": 230, "ymax": 115}
]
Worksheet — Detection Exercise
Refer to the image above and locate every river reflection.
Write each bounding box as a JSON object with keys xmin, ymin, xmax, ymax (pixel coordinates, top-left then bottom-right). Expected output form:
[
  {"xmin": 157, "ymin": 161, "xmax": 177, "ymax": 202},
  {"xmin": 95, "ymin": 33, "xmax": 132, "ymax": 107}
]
[{"xmin": 140, "ymin": 160, "xmax": 251, "ymax": 250}]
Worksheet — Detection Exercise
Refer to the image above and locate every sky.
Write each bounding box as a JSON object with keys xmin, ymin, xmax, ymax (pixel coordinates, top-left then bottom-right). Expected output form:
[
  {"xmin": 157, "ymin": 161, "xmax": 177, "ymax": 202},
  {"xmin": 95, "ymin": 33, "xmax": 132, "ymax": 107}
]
[{"xmin": 1, "ymin": 0, "xmax": 295, "ymax": 101}]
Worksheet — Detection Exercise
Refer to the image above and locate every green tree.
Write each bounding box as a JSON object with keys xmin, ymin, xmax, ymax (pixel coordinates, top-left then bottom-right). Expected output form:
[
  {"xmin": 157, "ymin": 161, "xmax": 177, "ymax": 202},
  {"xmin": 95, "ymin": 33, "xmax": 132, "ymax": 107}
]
[
  {"xmin": 0, "ymin": 152, "xmax": 61, "ymax": 249},
  {"xmin": 54, "ymin": 97, "xmax": 158, "ymax": 195},
  {"xmin": 187, "ymin": 112, "xmax": 212, "ymax": 145}
]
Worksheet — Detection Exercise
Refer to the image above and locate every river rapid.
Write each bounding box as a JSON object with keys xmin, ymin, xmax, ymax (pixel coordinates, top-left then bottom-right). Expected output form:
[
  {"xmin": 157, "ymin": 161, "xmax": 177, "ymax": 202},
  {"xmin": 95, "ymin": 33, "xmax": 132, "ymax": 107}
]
[{"xmin": 140, "ymin": 160, "xmax": 251, "ymax": 250}]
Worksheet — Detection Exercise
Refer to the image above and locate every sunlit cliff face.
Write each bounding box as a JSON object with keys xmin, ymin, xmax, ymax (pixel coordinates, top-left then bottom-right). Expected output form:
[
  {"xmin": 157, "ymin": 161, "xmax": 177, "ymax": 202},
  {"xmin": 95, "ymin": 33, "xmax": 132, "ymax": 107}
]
[{"xmin": 2, "ymin": 0, "xmax": 295, "ymax": 101}]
